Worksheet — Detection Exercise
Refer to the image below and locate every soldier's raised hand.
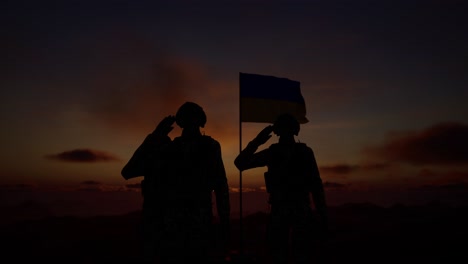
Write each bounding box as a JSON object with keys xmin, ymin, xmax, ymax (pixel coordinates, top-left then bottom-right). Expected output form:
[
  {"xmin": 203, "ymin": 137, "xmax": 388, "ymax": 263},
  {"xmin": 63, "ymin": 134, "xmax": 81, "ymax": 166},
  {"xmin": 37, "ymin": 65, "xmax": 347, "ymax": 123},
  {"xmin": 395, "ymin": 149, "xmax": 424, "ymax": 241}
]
[
  {"xmin": 252, "ymin": 125, "xmax": 274, "ymax": 146},
  {"xmin": 153, "ymin": 115, "xmax": 176, "ymax": 136}
]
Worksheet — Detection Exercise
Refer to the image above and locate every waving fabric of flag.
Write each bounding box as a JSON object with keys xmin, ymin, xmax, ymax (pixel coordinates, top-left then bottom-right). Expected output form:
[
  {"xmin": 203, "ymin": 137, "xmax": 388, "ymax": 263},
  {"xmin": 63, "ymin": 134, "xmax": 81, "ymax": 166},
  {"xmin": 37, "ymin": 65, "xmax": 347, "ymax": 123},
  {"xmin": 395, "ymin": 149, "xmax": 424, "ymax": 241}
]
[{"xmin": 239, "ymin": 72, "xmax": 308, "ymax": 124}]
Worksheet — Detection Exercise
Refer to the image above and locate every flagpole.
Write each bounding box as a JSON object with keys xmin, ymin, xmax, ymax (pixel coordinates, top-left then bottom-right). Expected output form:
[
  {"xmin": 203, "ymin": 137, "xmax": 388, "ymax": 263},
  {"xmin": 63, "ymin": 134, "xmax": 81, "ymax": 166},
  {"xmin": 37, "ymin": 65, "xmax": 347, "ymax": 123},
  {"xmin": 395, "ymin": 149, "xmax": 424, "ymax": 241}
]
[
  {"xmin": 236, "ymin": 72, "xmax": 307, "ymax": 259},
  {"xmin": 238, "ymin": 72, "xmax": 244, "ymax": 255}
]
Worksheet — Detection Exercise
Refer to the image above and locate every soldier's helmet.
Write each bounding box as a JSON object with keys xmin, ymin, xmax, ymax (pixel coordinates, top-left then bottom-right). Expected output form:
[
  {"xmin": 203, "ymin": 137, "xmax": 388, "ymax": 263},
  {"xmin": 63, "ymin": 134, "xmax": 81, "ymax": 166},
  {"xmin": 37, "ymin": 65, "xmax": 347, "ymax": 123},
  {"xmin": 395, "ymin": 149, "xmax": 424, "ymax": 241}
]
[
  {"xmin": 273, "ymin": 113, "xmax": 300, "ymax": 136},
  {"xmin": 175, "ymin": 102, "xmax": 207, "ymax": 128}
]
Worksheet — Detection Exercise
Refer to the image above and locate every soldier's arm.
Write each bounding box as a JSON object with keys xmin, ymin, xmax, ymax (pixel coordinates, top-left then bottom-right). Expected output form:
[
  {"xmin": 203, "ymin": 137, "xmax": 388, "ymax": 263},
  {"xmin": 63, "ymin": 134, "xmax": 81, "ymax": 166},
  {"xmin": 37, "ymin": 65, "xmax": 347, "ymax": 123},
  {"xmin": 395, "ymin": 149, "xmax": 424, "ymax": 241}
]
[
  {"xmin": 234, "ymin": 125, "xmax": 272, "ymax": 171},
  {"xmin": 121, "ymin": 133, "xmax": 171, "ymax": 180},
  {"xmin": 122, "ymin": 115, "xmax": 175, "ymax": 180},
  {"xmin": 234, "ymin": 141, "xmax": 269, "ymax": 171}
]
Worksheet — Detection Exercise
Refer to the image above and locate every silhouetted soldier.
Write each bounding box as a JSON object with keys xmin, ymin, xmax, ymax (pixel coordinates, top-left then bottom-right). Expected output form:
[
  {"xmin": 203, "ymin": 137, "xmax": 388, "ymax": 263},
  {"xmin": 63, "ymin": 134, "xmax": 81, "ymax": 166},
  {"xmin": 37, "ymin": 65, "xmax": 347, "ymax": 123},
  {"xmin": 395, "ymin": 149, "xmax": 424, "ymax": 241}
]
[
  {"xmin": 235, "ymin": 113, "xmax": 328, "ymax": 264},
  {"xmin": 122, "ymin": 102, "xmax": 231, "ymax": 263}
]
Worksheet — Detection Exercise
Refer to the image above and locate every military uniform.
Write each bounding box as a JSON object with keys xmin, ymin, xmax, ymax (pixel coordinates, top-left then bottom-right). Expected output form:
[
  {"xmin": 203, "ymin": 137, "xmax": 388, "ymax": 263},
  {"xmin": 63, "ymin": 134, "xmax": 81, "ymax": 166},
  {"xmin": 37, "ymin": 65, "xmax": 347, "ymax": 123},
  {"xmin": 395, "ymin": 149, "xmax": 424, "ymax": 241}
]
[
  {"xmin": 158, "ymin": 134, "xmax": 230, "ymax": 263},
  {"xmin": 122, "ymin": 132, "xmax": 230, "ymax": 263}
]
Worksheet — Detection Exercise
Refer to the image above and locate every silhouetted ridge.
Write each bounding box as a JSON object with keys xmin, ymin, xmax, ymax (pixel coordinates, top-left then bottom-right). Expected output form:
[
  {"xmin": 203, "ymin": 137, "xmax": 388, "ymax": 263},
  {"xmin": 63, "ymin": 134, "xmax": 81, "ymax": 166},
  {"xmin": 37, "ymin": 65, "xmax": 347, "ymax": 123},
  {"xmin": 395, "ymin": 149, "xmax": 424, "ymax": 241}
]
[
  {"xmin": 0, "ymin": 200, "xmax": 54, "ymax": 225},
  {"xmin": 1, "ymin": 205, "xmax": 467, "ymax": 263}
]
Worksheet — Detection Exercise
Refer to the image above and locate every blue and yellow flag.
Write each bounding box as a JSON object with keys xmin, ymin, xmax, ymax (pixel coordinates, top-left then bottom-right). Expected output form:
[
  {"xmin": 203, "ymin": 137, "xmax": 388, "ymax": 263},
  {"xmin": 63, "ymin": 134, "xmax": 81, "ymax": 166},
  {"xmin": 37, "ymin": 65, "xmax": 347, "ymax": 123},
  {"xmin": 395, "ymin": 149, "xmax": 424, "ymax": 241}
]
[{"xmin": 239, "ymin": 72, "xmax": 308, "ymax": 124}]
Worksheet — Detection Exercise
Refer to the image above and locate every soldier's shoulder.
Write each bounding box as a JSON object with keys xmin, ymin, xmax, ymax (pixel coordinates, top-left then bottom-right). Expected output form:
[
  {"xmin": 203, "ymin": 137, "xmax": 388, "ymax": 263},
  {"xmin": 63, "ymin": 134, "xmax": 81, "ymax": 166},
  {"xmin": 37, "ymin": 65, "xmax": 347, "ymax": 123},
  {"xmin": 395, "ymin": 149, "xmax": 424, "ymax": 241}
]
[
  {"xmin": 295, "ymin": 142, "xmax": 314, "ymax": 153},
  {"xmin": 202, "ymin": 135, "xmax": 220, "ymax": 145},
  {"xmin": 295, "ymin": 142, "xmax": 309, "ymax": 148}
]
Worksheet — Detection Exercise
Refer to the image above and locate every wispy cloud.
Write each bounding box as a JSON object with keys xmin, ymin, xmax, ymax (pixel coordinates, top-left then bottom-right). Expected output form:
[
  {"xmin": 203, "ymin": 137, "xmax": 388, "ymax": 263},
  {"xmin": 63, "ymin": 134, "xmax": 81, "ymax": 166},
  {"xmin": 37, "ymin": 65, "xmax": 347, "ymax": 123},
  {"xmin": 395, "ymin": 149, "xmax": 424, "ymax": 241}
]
[
  {"xmin": 320, "ymin": 164, "xmax": 359, "ymax": 175},
  {"xmin": 320, "ymin": 162, "xmax": 391, "ymax": 176},
  {"xmin": 77, "ymin": 183, "xmax": 137, "ymax": 192},
  {"xmin": 125, "ymin": 183, "xmax": 141, "ymax": 190},
  {"xmin": 45, "ymin": 149, "xmax": 120, "ymax": 163},
  {"xmin": 229, "ymin": 187, "xmax": 264, "ymax": 193},
  {"xmin": 363, "ymin": 122, "xmax": 468, "ymax": 166},
  {"xmin": 75, "ymin": 33, "xmax": 240, "ymax": 146}
]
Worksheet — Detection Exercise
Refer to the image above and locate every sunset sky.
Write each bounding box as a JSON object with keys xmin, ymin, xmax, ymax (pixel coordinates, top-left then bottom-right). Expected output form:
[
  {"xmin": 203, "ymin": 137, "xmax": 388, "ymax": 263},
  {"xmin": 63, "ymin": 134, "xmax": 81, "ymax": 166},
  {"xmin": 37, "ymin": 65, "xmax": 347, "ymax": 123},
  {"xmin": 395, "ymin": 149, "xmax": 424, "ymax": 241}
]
[{"xmin": 2, "ymin": 0, "xmax": 467, "ymax": 215}]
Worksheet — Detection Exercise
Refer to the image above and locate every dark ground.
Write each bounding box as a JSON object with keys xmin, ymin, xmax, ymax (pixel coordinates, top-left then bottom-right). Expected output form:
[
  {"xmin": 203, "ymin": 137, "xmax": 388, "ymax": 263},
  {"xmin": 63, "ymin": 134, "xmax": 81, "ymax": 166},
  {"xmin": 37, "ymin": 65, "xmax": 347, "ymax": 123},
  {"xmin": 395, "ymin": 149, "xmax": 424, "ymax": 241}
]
[{"xmin": 1, "ymin": 202, "xmax": 467, "ymax": 263}]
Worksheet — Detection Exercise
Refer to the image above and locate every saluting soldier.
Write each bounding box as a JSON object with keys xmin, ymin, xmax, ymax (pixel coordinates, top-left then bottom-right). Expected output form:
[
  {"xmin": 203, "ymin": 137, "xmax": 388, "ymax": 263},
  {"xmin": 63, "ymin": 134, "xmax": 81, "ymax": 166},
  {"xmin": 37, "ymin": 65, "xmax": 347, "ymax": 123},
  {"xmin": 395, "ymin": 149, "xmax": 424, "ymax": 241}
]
[
  {"xmin": 235, "ymin": 113, "xmax": 328, "ymax": 264},
  {"xmin": 122, "ymin": 102, "xmax": 231, "ymax": 263}
]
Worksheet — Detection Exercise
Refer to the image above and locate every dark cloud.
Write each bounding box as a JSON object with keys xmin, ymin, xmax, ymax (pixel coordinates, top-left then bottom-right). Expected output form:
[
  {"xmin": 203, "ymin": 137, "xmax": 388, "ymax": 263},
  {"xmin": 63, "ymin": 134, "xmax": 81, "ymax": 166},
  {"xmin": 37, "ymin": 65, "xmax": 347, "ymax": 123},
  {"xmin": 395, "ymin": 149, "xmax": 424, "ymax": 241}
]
[
  {"xmin": 77, "ymin": 184, "xmax": 127, "ymax": 192},
  {"xmin": 81, "ymin": 181, "xmax": 101, "ymax": 185},
  {"xmin": 320, "ymin": 162, "xmax": 391, "ymax": 175},
  {"xmin": 360, "ymin": 163, "xmax": 391, "ymax": 170},
  {"xmin": 364, "ymin": 122, "xmax": 468, "ymax": 166},
  {"xmin": 320, "ymin": 164, "xmax": 359, "ymax": 175},
  {"xmin": 45, "ymin": 149, "xmax": 120, "ymax": 162},
  {"xmin": 125, "ymin": 183, "xmax": 141, "ymax": 189},
  {"xmin": 323, "ymin": 181, "xmax": 348, "ymax": 189}
]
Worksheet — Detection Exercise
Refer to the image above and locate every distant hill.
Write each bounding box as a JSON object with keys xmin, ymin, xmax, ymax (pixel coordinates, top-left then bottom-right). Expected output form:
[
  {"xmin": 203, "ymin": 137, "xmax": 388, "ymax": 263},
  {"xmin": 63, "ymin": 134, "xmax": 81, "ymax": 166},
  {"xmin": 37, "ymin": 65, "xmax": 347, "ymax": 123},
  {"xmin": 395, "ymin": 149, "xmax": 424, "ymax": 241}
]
[
  {"xmin": 1, "ymin": 203, "xmax": 467, "ymax": 263},
  {"xmin": 0, "ymin": 200, "xmax": 54, "ymax": 225}
]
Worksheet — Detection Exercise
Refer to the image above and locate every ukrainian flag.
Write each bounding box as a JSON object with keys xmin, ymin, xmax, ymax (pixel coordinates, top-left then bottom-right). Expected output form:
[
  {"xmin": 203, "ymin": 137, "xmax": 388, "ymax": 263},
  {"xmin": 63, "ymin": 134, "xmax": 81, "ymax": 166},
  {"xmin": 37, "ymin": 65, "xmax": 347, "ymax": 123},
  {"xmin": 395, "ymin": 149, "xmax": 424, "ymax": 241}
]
[{"xmin": 239, "ymin": 72, "xmax": 308, "ymax": 124}]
